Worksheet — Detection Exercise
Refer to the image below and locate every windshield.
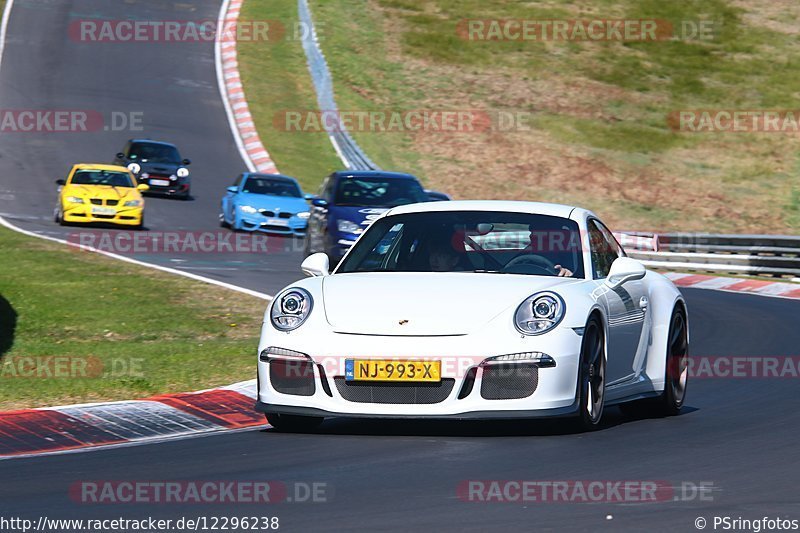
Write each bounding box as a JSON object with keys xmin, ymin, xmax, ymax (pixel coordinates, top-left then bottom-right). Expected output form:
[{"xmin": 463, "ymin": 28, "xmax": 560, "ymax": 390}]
[
  {"xmin": 334, "ymin": 177, "xmax": 427, "ymax": 207},
  {"xmin": 128, "ymin": 143, "xmax": 181, "ymax": 164},
  {"xmin": 337, "ymin": 211, "xmax": 584, "ymax": 277},
  {"xmin": 242, "ymin": 176, "xmax": 301, "ymax": 197},
  {"xmin": 71, "ymin": 170, "xmax": 135, "ymax": 188}
]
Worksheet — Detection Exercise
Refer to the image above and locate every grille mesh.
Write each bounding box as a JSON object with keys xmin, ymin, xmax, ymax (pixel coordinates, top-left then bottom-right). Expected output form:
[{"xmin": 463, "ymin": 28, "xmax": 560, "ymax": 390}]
[
  {"xmin": 269, "ymin": 359, "xmax": 316, "ymax": 396},
  {"xmin": 334, "ymin": 378, "xmax": 455, "ymax": 404},
  {"xmin": 480, "ymin": 364, "xmax": 539, "ymax": 400}
]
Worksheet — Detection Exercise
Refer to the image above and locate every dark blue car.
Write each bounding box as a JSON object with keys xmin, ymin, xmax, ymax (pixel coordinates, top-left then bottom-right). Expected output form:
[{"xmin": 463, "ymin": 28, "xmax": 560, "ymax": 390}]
[{"xmin": 304, "ymin": 170, "xmax": 428, "ymax": 263}]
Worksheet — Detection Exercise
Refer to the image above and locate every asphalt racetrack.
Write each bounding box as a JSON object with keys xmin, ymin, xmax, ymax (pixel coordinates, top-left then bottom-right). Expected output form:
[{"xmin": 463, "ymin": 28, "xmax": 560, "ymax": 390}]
[{"xmin": 0, "ymin": 1, "xmax": 798, "ymax": 532}]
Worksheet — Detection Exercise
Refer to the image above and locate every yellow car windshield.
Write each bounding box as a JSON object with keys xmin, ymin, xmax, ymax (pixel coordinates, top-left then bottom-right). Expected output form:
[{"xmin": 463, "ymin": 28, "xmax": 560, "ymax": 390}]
[{"xmin": 71, "ymin": 170, "xmax": 134, "ymax": 188}]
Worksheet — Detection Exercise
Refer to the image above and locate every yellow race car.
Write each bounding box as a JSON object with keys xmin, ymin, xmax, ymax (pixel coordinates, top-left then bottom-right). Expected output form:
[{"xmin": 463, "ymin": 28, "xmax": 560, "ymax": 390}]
[{"xmin": 55, "ymin": 164, "xmax": 149, "ymax": 228}]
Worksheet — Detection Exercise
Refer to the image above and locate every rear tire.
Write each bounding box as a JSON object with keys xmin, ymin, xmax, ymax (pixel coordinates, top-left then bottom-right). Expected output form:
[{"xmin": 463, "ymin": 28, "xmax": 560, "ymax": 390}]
[
  {"xmin": 266, "ymin": 413, "xmax": 323, "ymax": 433},
  {"xmin": 619, "ymin": 306, "xmax": 688, "ymax": 418},
  {"xmin": 656, "ymin": 307, "xmax": 688, "ymax": 416},
  {"xmin": 574, "ymin": 316, "xmax": 606, "ymax": 431}
]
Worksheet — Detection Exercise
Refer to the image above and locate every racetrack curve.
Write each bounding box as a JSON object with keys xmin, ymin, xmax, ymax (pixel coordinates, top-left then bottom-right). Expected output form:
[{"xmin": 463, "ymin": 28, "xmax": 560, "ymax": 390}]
[
  {"xmin": 0, "ymin": 1, "xmax": 799, "ymax": 532},
  {"xmin": 0, "ymin": 0, "xmax": 304, "ymax": 296}
]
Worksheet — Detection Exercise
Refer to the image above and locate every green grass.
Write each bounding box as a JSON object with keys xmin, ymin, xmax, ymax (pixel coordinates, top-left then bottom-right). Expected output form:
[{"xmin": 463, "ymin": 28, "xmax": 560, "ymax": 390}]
[
  {"xmin": 236, "ymin": 0, "xmax": 800, "ymax": 233},
  {"xmin": 0, "ymin": 227, "xmax": 265, "ymax": 410},
  {"xmin": 236, "ymin": 0, "xmax": 341, "ymax": 192}
]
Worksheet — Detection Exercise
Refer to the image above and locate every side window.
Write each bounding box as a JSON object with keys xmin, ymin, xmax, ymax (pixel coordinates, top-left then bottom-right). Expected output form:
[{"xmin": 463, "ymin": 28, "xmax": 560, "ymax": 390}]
[{"xmin": 588, "ymin": 219, "xmax": 621, "ymax": 279}]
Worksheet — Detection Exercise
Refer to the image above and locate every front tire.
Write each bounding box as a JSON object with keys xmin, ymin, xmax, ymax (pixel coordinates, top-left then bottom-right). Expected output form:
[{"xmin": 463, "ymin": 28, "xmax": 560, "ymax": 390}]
[
  {"xmin": 575, "ymin": 316, "xmax": 606, "ymax": 431},
  {"xmin": 266, "ymin": 413, "xmax": 323, "ymax": 433}
]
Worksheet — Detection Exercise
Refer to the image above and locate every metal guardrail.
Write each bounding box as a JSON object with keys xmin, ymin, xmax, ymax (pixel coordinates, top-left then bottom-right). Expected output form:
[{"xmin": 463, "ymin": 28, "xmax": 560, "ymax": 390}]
[
  {"xmin": 298, "ymin": 0, "xmax": 378, "ymax": 171},
  {"xmin": 620, "ymin": 232, "xmax": 800, "ymax": 279}
]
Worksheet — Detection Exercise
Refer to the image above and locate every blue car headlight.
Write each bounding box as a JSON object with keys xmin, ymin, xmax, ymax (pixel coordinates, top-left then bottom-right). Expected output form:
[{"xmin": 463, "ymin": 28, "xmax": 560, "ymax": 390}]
[
  {"xmin": 239, "ymin": 205, "xmax": 258, "ymax": 214},
  {"xmin": 337, "ymin": 219, "xmax": 362, "ymax": 234}
]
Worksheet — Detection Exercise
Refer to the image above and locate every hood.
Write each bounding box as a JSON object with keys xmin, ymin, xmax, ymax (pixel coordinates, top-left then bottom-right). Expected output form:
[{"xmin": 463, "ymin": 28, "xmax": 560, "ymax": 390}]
[
  {"xmin": 138, "ymin": 161, "xmax": 183, "ymax": 175},
  {"xmin": 322, "ymin": 272, "xmax": 578, "ymax": 336},
  {"xmin": 62, "ymin": 184, "xmax": 141, "ymax": 202},
  {"xmin": 235, "ymin": 193, "xmax": 308, "ymax": 213}
]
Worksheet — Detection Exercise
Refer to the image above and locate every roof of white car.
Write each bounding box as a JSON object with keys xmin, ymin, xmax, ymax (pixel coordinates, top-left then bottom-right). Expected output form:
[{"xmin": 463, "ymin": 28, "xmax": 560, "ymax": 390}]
[{"xmin": 388, "ymin": 200, "xmax": 588, "ymax": 219}]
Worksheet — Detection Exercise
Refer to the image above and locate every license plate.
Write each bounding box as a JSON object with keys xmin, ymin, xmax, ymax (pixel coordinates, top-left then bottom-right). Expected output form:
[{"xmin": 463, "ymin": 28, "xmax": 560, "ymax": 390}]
[
  {"xmin": 263, "ymin": 218, "xmax": 288, "ymax": 226},
  {"xmin": 150, "ymin": 179, "xmax": 170, "ymax": 186},
  {"xmin": 345, "ymin": 359, "xmax": 441, "ymax": 382},
  {"xmin": 91, "ymin": 207, "xmax": 115, "ymax": 215}
]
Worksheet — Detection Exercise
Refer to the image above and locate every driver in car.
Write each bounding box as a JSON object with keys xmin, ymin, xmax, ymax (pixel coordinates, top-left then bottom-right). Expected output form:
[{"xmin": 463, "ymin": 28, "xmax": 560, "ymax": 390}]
[
  {"xmin": 428, "ymin": 233, "xmax": 467, "ymax": 272},
  {"xmin": 523, "ymin": 224, "xmax": 574, "ymax": 277}
]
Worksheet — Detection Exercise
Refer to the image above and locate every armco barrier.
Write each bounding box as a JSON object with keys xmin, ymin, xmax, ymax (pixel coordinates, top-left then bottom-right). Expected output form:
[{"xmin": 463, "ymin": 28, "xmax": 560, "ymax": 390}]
[{"xmin": 298, "ymin": 0, "xmax": 377, "ymax": 170}]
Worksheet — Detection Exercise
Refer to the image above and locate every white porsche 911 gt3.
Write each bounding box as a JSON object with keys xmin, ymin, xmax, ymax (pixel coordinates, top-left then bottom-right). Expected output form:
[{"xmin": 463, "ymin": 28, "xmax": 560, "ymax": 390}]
[{"xmin": 256, "ymin": 201, "xmax": 689, "ymax": 431}]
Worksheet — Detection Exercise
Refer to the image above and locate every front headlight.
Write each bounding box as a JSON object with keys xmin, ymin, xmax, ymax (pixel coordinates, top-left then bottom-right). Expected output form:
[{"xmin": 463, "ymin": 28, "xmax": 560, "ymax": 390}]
[
  {"xmin": 297, "ymin": 211, "xmax": 311, "ymax": 219},
  {"xmin": 239, "ymin": 205, "xmax": 258, "ymax": 214},
  {"xmin": 270, "ymin": 288, "xmax": 313, "ymax": 331},
  {"xmin": 176, "ymin": 167, "xmax": 189, "ymax": 178},
  {"xmin": 124, "ymin": 199, "xmax": 143, "ymax": 207},
  {"xmin": 127, "ymin": 162, "xmax": 141, "ymax": 174},
  {"xmin": 66, "ymin": 196, "xmax": 84, "ymax": 204},
  {"xmin": 514, "ymin": 291, "xmax": 565, "ymax": 335},
  {"xmin": 337, "ymin": 219, "xmax": 362, "ymax": 233}
]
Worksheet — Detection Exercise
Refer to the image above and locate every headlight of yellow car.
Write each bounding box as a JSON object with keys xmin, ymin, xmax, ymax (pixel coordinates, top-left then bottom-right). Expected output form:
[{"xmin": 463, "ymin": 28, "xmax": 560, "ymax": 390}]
[
  {"xmin": 123, "ymin": 200, "xmax": 143, "ymax": 207},
  {"xmin": 66, "ymin": 196, "xmax": 84, "ymax": 204}
]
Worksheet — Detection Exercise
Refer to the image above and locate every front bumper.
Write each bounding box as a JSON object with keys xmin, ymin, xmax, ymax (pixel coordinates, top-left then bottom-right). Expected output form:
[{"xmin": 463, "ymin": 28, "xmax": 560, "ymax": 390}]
[
  {"xmin": 140, "ymin": 180, "xmax": 190, "ymax": 197},
  {"xmin": 63, "ymin": 204, "xmax": 143, "ymax": 226},
  {"xmin": 239, "ymin": 213, "xmax": 307, "ymax": 236},
  {"xmin": 256, "ymin": 327, "xmax": 582, "ymax": 419}
]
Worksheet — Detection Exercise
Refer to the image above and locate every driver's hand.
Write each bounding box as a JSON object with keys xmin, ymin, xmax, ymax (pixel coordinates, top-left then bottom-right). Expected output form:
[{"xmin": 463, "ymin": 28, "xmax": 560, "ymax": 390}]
[{"xmin": 554, "ymin": 265, "xmax": 573, "ymax": 277}]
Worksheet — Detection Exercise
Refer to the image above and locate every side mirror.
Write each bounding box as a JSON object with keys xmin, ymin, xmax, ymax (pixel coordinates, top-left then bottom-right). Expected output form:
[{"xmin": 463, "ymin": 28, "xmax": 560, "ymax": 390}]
[
  {"xmin": 182, "ymin": 159, "xmax": 191, "ymax": 166},
  {"xmin": 226, "ymin": 186, "xmax": 238, "ymax": 193},
  {"xmin": 137, "ymin": 184, "xmax": 150, "ymax": 192},
  {"xmin": 115, "ymin": 152, "xmax": 125, "ymax": 160},
  {"xmin": 55, "ymin": 179, "xmax": 66, "ymax": 185},
  {"xmin": 605, "ymin": 257, "xmax": 646, "ymax": 289},
  {"xmin": 304, "ymin": 193, "xmax": 314, "ymax": 201},
  {"xmin": 311, "ymin": 198, "xmax": 328, "ymax": 208},
  {"xmin": 301, "ymin": 252, "xmax": 330, "ymax": 277}
]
